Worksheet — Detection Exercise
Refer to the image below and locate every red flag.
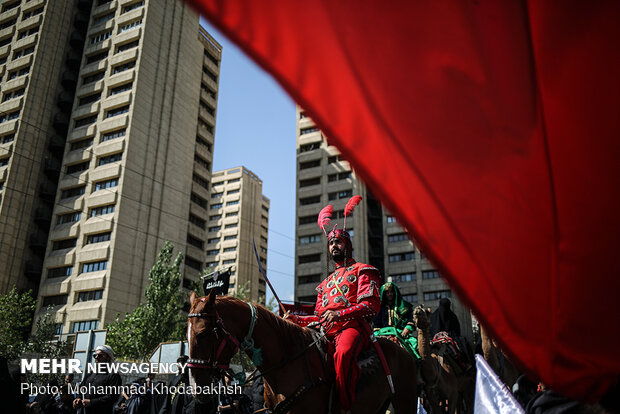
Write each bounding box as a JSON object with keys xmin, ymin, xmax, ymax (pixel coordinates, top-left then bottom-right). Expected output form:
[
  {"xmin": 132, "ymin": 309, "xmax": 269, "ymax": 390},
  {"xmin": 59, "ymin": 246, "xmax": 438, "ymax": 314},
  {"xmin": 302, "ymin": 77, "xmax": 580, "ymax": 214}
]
[{"xmin": 186, "ymin": 0, "xmax": 620, "ymax": 401}]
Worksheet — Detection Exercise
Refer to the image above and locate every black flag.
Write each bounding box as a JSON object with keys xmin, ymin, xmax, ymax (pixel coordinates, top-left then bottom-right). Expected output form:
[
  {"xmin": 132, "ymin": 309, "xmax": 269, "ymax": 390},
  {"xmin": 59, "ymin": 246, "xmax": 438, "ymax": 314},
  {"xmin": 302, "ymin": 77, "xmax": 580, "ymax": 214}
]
[{"xmin": 202, "ymin": 267, "xmax": 231, "ymax": 296}]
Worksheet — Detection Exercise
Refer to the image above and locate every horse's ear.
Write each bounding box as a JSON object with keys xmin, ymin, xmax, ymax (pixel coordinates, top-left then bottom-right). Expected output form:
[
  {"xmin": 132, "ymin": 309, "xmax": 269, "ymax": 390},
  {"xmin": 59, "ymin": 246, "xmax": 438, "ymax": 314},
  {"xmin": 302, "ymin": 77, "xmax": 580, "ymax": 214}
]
[
  {"xmin": 206, "ymin": 289, "xmax": 216, "ymax": 306},
  {"xmin": 190, "ymin": 291, "xmax": 197, "ymax": 306}
]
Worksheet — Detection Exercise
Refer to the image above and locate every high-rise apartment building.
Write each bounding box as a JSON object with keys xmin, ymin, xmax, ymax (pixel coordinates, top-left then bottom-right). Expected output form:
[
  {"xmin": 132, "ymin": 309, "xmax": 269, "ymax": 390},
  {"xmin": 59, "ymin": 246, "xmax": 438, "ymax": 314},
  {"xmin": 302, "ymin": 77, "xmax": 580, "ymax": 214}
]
[
  {"xmin": 294, "ymin": 108, "xmax": 472, "ymax": 337},
  {"xmin": 198, "ymin": 166, "xmax": 269, "ymax": 302},
  {"xmin": 0, "ymin": 0, "xmax": 223, "ymax": 336},
  {"xmin": 0, "ymin": 0, "xmax": 91, "ymax": 294}
]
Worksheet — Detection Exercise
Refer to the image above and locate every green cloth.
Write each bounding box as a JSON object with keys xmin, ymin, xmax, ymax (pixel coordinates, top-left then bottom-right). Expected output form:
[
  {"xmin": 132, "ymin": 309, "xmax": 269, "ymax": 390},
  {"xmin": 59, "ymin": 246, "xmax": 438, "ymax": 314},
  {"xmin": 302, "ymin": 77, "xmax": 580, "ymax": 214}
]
[{"xmin": 374, "ymin": 326, "xmax": 421, "ymax": 359}]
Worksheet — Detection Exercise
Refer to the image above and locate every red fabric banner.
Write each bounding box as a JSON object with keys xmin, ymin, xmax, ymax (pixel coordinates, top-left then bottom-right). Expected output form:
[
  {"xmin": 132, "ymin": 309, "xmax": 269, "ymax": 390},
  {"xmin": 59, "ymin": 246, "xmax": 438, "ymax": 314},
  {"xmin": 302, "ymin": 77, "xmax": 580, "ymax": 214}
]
[{"xmin": 186, "ymin": 0, "xmax": 620, "ymax": 401}]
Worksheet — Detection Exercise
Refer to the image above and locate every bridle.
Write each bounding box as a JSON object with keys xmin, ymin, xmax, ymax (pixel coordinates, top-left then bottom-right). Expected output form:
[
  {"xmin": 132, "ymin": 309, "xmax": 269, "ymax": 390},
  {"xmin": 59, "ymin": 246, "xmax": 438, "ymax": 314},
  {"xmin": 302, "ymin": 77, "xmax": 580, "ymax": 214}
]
[{"xmin": 187, "ymin": 301, "xmax": 258, "ymax": 373}]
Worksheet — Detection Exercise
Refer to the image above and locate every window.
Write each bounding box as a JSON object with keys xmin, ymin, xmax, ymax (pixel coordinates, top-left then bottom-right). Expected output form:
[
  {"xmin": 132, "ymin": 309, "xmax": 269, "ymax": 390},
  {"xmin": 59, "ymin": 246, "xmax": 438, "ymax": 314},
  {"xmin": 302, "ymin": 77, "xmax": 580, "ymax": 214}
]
[
  {"xmin": 208, "ymin": 226, "xmax": 221, "ymax": 232},
  {"xmin": 94, "ymin": 178, "xmax": 118, "ymax": 191},
  {"xmin": 223, "ymin": 259, "xmax": 235, "ymax": 265},
  {"xmin": 422, "ymin": 270, "xmax": 441, "ymax": 280},
  {"xmin": 74, "ymin": 115, "xmax": 97, "ymax": 128},
  {"xmin": 22, "ymin": 6, "xmax": 44, "ymax": 19},
  {"xmin": 116, "ymin": 40, "xmax": 139, "ymax": 53},
  {"xmin": 90, "ymin": 204, "xmax": 115, "ymax": 217},
  {"xmin": 56, "ymin": 212, "xmax": 81, "ymax": 225},
  {"xmin": 12, "ymin": 46, "xmax": 35, "ymax": 59},
  {"xmin": 122, "ymin": 1, "xmax": 144, "ymax": 13},
  {"xmin": 224, "ymin": 235, "xmax": 237, "ymax": 241},
  {"xmin": 189, "ymin": 214, "xmax": 206, "ymax": 229},
  {"xmin": 0, "ymin": 157, "xmax": 9, "ymax": 167},
  {"xmin": 72, "ymin": 320, "xmax": 99, "ymax": 333},
  {"xmin": 225, "ymin": 212, "xmax": 238, "ymax": 218},
  {"xmin": 392, "ymin": 273, "xmax": 415, "ymax": 283},
  {"xmin": 1, "ymin": 1, "xmax": 20, "ymax": 12},
  {"xmin": 299, "ymin": 274, "xmax": 321, "ymax": 284},
  {"xmin": 98, "ymin": 153, "xmax": 123, "ymax": 166},
  {"xmin": 226, "ymin": 200, "xmax": 239, "ymax": 206},
  {"xmin": 299, "ymin": 159, "xmax": 321, "ymax": 170},
  {"xmin": 101, "ymin": 129, "xmax": 126, "ymax": 142},
  {"xmin": 82, "ymin": 260, "xmax": 108, "ymax": 273},
  {"xmin": 112, "ymin": 60, "xmax": 136, "ymax": 74},
  {"xmin": 70, "ymin": 138, "xmax": 94, "ymax": 151},
  {"xmin": 109, "ymin": 82, "xmax": 133, "ymax": 96},
  {"xmin": 202, "ymin": 66, "xmax": 217, "ymax": 82},
  {"xmin": 78, "ymin": 92, "xmax": 101, "ymax": 106},
  {"xmin": 299, "ymin": 143, "xmax": 321, "ymax": 153},
  {"xmin": 196, "ymin": 135, "xmax": 212, "ymax": 151},
  {"xmin": 90, "ymin": 31, "xmax": 112, "ymax": 45},
  {"xmin": 211, "ymin": 192, "xmax": 224, "ymax": 199},
  {"xmin": 194, "ymin": 154, "xmax": 210, "ymax": 169},
  {"xmin": 47, "ymin": 266, "xmax": 72, "ymax": 279},
  {"xmin": 198, "ymin": 119, "xmax": 214, "ymax": 133},
  {"xmin": 0, "ymin": 111, "xmax": 20, "ymax": 123},
  {"xmin": 83, "ymin": 71, "xmax": 105, "ymax": 85},
  {"xmin": 209, "ymin": 214, "xmax": 221, "ymax": 221},
  {"xmin": 227, "ymin": 189, "xmax": 239, "ymax": 195},
  {"xmin": 386, "ymin": 216, "xmax": 397, "ymax": 223},
  {"xmin": 204, "ymin": 49, "xmax": 219, "ymax": 66},
  {"xmin": 300, "ymin": 195, "xmax": 320, "ymax": 206},
  {"xmin": 92, "ymin": 12, "xmax": 114, "ymax": 26},
  {"xmin": 328, "ymin": 172, "xmax": 352, "ymax": 182},
  {"xmin": 207, "ymin": 237, "xmax": 219, "ymax": 244},
  {"xmin": 223, "ymin": 247, "xmax": 236, "ymax": 253},
  {"xmin": 7, "ymin": 67, "xmax": 30, "ymax": 80},
  {"xmin": 0, "ymin": 19, "xmax": 16, "ymax": 30},
  {"xmin": 42, "ymin": 295, "xmax": 68, "ymax": 307},
  {"xmin": 118, "ymin": 19, "xmax": 142, "ymax": 33},
  {"xmin": 192, "ymin": 173, "xmax": 209, "ymax": 190},
  {"xmin": 200, "ymin": 100, "xmax": 215, "ymax": 115},
  {"xmin": 403, "ymin": 294, "xmax": 418, "ymax": 304},
  {"xmin": 86, "ymin": 232, "xmax": 111, "ymax": 244},
  {"xmin": 66, "ymin": 162, "xmax": 89, "ymax": 175},
  {"xmin": 300, "ymin": 126, "xmax": 319, "ymax": 135},
  {"xmin": 52, "ymin": 238, "xmax": 77, "ymax": 251},
  {"xmin": 201, "ymin": 82, "xmax": 217, "ymax": 99},
  {"xmin": 210, "ymin": 203, "xmax": 222, "ymax": 210},
  {"xmin": 299, "ymin": 254, "xmax": 321, "ymax": 264},
  {"xmin": 207, "ymin": 249, "xmax": 219, "ymax": 256},
  {"xmin": 187, "ymin": 234, "xmax": 204, "ymax": 249},
  {"xmin": 299, "ymin": 234, "xmax": 321, "ymax": 244},
  {"xmin": 299, "ymin": 215, "xmax": 315, "ymax": 225},
  {"xmin": 185, "ymin": 256, "xmax": 202, "ymax": 271},
  {"xmin": 61, "ymin": 186, "xmax": 86, "ymax": 199},
  {"xmin": 16, "ymin": 27, "xmax": 39, "ymax": 40},
  {"xmin": 299, "ymin": 177, "xmax": 320, "ymax": 188},
  {"xmin": 328, "ymin": 155, "xmax": 344, "ymax": 163},
  {"xmin": 86, "ymin": 51, "xmax": 108, "ymax": 64},
  {"xmin": 224, "ymin": 223, "xmax": 237, "ymax": 229},
  {"xmin": 2, "ymin": 134, "xmax": 15, "ymax": 144},
  {"xmin": 106, "ymin": 105, "xmax": 130, "ymax": 118},
  {"xmin": 388, "ymin": 252, "xmax": 415, "ymax": 263},
  {"xmin": 227, "ymin": 178, "xmax": 240, "ymax": 184},
  {"xmin": 328, "ymin": 190, "xmax": 352, "ymax": 201},
  {"xmin": 388, "ymin": 233, "xmax": 409, "ymax": 243},
  {"xmin": 423, "ymin": 290, "xmax": 451, "ymax": 301},
  {"xmin": 77, "ymin": 290, "xmax": 103, "ymax": 302},
  {"xmin": 191, "ymin": 193, "xmax": 207, "ymax": 209}
]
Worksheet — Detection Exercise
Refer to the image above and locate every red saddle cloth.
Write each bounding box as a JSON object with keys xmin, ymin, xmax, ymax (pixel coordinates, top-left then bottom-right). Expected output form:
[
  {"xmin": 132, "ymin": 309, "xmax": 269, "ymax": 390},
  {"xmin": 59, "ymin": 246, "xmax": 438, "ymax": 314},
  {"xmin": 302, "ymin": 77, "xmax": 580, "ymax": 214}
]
[{"xmin": 430, "ymin": 332, "xmax": 468, "ymax": 373}]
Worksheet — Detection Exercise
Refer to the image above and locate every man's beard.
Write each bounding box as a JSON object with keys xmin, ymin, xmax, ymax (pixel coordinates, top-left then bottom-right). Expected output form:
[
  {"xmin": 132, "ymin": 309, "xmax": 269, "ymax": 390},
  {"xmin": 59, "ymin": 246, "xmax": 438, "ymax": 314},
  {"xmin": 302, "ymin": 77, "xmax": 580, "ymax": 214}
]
[{"xmin": 331, "ymin": 249, "xmax": 345, "ymax": 262}]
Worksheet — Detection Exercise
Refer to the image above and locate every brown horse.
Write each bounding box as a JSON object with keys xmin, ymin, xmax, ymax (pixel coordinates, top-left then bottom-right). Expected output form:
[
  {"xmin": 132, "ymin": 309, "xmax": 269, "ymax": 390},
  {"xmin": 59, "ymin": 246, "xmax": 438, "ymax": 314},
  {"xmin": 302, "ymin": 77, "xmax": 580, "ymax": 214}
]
[{"xmin": 187, "ymin": 291, "xmax": 417, "ymax": 413}]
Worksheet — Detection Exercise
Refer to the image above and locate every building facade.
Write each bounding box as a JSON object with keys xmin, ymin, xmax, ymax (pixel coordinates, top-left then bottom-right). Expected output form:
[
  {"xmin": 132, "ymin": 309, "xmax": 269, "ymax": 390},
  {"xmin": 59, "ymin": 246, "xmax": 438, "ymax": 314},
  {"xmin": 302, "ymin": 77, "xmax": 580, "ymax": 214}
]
[
  {"xmin": 0, "ymin": 0, "xmax": 223, "ymax": 336},
  {"xmin": 294, "ymin": 108, "xmax": 472, "ymax": 338},
  {"xmin": 199, "ymin": 166, "xmax": 269, "ymax": 302}
]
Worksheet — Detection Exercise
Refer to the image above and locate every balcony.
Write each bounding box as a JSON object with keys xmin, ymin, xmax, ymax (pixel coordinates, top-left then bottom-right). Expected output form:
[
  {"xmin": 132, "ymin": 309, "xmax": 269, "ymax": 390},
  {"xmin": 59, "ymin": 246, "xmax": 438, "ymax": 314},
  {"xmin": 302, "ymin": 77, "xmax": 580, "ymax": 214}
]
[
  {"xmin": 57, "ymin": 91, "xmax": 74, "ymax": 112},
  {"xmin": 53, "ymin": 113, "xmax": 70, "ymax": 135},
  {"xmin": 43, "ymin": 157, "xmax": 61, "ymax": 178},
  {"xmin": 48, "ymin": 134, "xmax": 66, "ymax": 157},
  {"xmin": 29, "ymin": 232, "xmax": 47, "ymax": 254},
  {"xmin": 39, "ymin": 183, "xmax": 56, "ymax": 203},
  {"xmin": 69, "ymin": 30, "xmax": 85, "ymax": 50},
  {"xmin": 34, "ymin": 206, "xmax": 52, "ymax": 228},
  {"xmin": 24, "ymin": 261, "xmax": 43, "ymax": 280}
]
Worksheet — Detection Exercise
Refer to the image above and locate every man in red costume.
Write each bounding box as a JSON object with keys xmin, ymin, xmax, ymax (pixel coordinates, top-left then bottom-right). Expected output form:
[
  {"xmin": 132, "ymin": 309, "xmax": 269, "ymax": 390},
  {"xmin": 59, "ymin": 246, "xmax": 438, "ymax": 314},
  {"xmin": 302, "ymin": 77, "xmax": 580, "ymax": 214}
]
[{"xmin": 287, "ymin": 223, "xmax": 382, "ymax": 413}]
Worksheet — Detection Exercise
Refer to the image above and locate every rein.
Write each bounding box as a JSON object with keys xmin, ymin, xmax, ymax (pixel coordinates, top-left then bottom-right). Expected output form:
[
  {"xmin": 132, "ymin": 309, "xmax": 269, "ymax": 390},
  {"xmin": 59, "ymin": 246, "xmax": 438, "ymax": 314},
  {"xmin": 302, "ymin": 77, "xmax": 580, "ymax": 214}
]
[{"xmin": 187, "ymin": 301, "xmax": 260, "ymax": 372}]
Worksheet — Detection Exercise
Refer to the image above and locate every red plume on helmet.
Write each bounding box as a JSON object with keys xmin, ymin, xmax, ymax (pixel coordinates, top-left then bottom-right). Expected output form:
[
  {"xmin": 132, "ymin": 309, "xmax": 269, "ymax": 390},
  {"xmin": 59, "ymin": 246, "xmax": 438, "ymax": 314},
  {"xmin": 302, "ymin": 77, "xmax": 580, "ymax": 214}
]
[
  {"xmin": 343, "ymin": 195, "xmax": 362, "ymax": 230},
  {"xmin": 317, "ymin": 205, "xmax": 333, "ymax": 236}
]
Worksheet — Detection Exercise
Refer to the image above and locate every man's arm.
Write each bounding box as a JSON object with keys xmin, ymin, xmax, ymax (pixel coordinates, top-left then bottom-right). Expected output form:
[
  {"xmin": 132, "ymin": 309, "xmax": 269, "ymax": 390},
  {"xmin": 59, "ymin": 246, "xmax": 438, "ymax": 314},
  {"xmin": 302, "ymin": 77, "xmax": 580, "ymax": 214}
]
[
  {"xmin": 87, "ymin": 373, "xmax": 121, "ymax": 408},
  {"xmin": 286, "ymin": 289, "xmax": 321, "ymax": 326}
]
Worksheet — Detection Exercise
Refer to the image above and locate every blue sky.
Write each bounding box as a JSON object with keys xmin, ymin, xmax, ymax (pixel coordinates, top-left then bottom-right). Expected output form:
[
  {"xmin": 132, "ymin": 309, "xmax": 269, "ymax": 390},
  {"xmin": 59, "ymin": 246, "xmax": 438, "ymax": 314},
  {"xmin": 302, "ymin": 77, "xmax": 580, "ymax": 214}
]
[{"xmin": 200, "ymin": 19, "xmax": 297, "ymax": 302}]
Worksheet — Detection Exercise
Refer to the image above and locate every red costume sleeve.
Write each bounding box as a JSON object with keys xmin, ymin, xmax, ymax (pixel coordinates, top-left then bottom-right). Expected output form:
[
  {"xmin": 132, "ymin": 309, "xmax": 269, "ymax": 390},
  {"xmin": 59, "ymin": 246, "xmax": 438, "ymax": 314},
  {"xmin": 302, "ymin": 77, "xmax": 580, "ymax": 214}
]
[
  {"xmin": 288, "ymin": 286, "xmax": 322, "ymax": 326},
  {"xmin": 337, "ymin": 267, "xmax": 381, "ymax": 322}
]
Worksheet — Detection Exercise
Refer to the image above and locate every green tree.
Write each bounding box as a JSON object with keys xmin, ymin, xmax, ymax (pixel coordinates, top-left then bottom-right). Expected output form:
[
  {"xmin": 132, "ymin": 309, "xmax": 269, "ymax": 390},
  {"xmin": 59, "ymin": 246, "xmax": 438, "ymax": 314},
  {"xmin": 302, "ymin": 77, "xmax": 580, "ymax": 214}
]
[
  {"xmin": 0, "ymin": 287, "xmax": 36, "ymax": 360},
  {"xmin": 106, "ymin": 241, "xmax": 185, "ymax": 360}
]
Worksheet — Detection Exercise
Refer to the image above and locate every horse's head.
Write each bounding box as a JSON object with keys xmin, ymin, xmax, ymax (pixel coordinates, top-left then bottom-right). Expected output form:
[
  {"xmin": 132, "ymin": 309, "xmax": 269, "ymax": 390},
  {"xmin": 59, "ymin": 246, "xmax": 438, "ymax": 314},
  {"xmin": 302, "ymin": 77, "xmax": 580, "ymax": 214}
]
[{"xmin": 187, "ymin": 290, "xmax": 241, "ymax": 401}]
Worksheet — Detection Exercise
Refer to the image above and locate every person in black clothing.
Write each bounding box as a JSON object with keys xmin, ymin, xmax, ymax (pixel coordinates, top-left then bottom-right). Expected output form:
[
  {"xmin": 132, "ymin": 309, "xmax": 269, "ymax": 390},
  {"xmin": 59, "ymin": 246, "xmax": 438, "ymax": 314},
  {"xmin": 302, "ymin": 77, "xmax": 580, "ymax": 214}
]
[
  {"xmin": 73, "ymin": 345, "xmax": 122, "ymax": 414},
  {"xmin": 159, "ymin": 356, "xmax": 193, "ymax": 414},
  {"xmin": 430, "ymin": 297, "xmax": 461, "ymax": 338}
]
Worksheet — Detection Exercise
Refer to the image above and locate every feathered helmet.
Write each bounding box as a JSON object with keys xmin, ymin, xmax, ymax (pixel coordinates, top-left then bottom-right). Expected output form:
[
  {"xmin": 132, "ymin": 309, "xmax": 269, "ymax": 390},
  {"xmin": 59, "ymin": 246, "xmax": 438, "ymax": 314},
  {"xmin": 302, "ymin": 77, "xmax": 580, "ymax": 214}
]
[{"xmin": 317, "ymin": 195, "xmax": 362, "ymax": 250}]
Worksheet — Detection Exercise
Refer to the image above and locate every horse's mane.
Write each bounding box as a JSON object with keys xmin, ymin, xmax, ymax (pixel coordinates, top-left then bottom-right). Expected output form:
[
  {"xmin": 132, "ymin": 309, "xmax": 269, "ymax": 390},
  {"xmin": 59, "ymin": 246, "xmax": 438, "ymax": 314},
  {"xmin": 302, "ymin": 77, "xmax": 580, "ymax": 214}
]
[{"xmin": 215, "ymin": 296, "xmax": 316, "ymax": 345}]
